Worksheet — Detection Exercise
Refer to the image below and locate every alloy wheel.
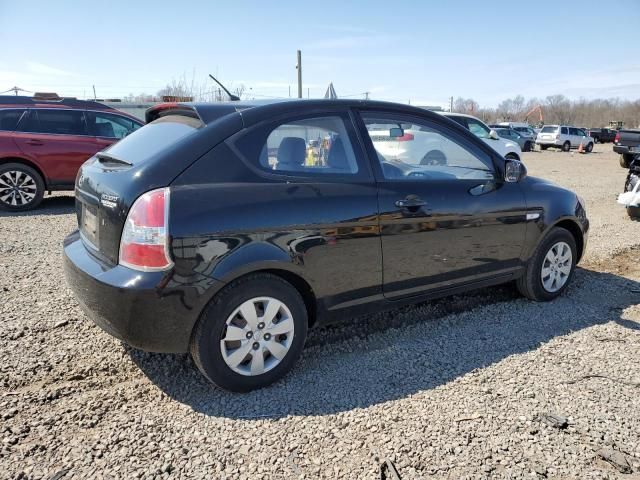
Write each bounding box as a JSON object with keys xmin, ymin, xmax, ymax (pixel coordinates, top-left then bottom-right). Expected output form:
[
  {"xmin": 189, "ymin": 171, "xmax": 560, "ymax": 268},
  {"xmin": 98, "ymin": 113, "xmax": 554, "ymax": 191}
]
[
  {"xmin": 0, "ymin": 170, "xmax": 38, "ymax": 207},
  {"xmin": 541, "ymin": 241, "xmax": 572, "ymax": 292},
  {"xmin": 220, "ymin": 296, "xmax": 295, "ymax": 376}
]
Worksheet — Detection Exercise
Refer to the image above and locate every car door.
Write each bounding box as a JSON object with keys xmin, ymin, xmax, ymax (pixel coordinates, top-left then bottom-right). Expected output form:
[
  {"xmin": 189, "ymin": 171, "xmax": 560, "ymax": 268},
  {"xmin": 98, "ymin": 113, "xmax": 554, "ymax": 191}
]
[
  {"xmin": 229, "ymin": 110, "xmax": 382, "ymax": 314},
  {"xmin": 13, "ymin": 108, "xmax": 98, "ymax": 186},
  {"xmin": 357, "ymin": 110, "xmax": 527, "ymax": 299}
]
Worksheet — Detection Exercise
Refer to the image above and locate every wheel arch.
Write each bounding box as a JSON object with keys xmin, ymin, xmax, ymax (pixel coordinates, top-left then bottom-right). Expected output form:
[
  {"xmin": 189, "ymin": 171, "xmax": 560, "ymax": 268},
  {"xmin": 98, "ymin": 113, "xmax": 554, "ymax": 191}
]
[{"xmin": 550, "ymin": 218, "xmax": 585, "ymax": 262}]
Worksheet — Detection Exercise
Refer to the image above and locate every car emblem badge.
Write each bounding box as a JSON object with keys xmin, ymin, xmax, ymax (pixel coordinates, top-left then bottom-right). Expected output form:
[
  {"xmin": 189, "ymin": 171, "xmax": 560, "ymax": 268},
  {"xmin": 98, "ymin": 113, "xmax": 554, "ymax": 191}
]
[{"xmin": 100, "ymin": 194, "xmax": 118, "ymax": 209}]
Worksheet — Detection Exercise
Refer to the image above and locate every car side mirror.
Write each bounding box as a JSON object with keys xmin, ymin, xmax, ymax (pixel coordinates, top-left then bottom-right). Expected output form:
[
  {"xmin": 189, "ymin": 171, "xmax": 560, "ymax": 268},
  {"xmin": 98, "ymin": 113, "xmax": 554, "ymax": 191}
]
[
  {"xmin": 504, "ymin": 159, "xmax": 527, "ymax": 183},
  {"xmin": 489, "ymin": 129, "xmax": 499, "ymax": 140}
]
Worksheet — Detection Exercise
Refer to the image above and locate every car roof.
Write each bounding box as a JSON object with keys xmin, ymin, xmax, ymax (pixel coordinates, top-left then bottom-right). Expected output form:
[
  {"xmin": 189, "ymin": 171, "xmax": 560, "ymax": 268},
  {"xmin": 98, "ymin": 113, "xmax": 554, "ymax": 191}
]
[
  {"xmin": 0, "ymin": 95, "xmax": 114, "ymax": 111},
  {"xmin": 147, "ymin": 98, "xmax": 449, "ymax": 127}
]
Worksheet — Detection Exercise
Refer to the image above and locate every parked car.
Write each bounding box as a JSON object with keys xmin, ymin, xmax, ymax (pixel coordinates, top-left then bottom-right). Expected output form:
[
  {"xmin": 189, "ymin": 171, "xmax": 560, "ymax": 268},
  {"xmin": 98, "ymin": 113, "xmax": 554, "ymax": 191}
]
[
  {"xmin": 536, "ymin": 125, "xmax": 594, "ymax": 152},
  {"xmin": 494, "ymin": 122, "xmax": 538, "ymax": 141},
  {"xmin": 64, "ymin": 99, "xmax": 589, "ymax": 392},
  {"xmin": 492, "ymin": 127, "xmax": 534, "ymax": 152},
  {"xmin": 0, "ymin": 95, "xmax": 143, "ymax": 210},
  {"xmin": 588, "ymin": 128, "xmax": 617, "ymax": 144},
  {"xmin": 613, "ymin": 129, "xmax": 640, "ymax": 168},
  {"xmin": 440, "ymin": 113, "xmax": 522, "ymax": 160}
]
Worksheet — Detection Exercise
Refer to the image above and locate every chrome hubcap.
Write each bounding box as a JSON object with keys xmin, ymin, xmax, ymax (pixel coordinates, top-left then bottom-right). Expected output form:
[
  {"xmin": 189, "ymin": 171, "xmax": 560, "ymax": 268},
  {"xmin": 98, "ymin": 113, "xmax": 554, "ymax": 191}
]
[
  {"xmin": 220, "ymin": 297, "xmax": 295, "ymax": 376},
  {"xmin": 0, "ymin": 170, "xmax": 37, "ymax": 206},
  {"xmin": 541, "ymin": 241, "xmax": 572, "ymax": 293}
]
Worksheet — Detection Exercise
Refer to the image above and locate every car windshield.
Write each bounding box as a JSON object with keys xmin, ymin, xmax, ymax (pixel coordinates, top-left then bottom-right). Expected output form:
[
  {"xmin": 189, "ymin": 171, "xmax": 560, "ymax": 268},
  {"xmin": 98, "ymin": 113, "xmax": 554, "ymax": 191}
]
[{"xmin": 541, "ymin": 126, "xmax": 558, "ymax": 133}]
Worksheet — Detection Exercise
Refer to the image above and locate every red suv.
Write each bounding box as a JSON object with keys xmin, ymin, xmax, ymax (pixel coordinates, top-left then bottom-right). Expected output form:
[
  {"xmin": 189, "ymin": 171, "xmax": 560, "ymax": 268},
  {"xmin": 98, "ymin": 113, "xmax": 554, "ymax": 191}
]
[{"xmin": 0, "ymin": 95, "xmax": 143, "ymax": 210}]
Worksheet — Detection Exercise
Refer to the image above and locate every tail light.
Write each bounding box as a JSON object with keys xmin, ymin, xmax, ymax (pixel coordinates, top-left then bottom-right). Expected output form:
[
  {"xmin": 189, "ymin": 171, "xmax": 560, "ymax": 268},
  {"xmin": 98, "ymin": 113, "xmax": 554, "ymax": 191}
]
[
  {"xmin": 119, "ymin": 188, "xmax": 173, "ymax": 271},
  {"xmin": 615, "ymin": 132, "xmax": 620, "ymax": 143},
  {"xmin": 396, "ymin": 133, "xmax": 414, "ymax": 142}
]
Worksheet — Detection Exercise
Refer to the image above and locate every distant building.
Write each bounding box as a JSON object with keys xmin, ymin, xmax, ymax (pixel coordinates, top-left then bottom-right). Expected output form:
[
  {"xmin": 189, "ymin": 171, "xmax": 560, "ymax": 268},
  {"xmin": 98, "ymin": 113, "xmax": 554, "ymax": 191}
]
[{"xmin": 104, "ymin": 102, "xmax": 159, "ymax": 121}]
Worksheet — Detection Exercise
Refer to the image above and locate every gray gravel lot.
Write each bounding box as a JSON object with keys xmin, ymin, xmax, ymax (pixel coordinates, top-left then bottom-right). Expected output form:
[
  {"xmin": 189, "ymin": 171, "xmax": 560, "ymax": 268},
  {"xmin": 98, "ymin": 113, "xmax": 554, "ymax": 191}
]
[{"xmin": 1, "ymin": 144, "xmax": 639, "ymax": 479}]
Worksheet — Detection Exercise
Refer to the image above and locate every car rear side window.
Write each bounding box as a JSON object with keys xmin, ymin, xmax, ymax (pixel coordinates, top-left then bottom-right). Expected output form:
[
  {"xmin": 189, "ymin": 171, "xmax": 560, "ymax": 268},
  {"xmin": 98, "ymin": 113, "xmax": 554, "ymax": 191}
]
[
  {"xmin": 561, "ymin": 127, "xmax": 569, "ymax": 135},
  {"xmin": 0, "ymin": 109, "xmax": 25, "ymax": 131},
  {"xmin": 86, "ymin": 111, "xmax": 141, "ymax": 139},
  {"xmin": 31, "ymin": 109, "xmax": 88, "ymax": 136}
]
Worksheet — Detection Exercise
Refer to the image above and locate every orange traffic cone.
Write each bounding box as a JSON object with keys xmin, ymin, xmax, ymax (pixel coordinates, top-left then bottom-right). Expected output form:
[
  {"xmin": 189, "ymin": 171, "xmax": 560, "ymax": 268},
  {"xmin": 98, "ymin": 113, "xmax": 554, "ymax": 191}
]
[{"xmin": 578, "ymin": 142, "xmax": 584, "ymax": 154}]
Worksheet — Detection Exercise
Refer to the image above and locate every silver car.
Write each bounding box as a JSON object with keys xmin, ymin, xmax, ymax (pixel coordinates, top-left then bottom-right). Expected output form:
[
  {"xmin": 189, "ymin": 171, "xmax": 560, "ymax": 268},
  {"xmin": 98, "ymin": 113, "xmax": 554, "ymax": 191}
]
[{"xmin": 494, "ymin": 127, "xmax": 534, "ymax": 152}]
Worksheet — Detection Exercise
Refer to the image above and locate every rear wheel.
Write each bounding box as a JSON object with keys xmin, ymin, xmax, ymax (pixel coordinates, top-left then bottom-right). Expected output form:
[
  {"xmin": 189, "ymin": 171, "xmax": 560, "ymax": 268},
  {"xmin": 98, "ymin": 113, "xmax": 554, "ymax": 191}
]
[
  {"xmin": 516, "ymin": 227, "xmax": 577, "ymax": 301},
  {"xmin": 524, "ymin": 141, "xmax": 532, "ymax": 152},
  {"xmin": 0, "ymin": 163, "xmax": 45, "ymax": 211},
  {"xmin": 620, "ymin": 153, "xmax": 635, "ymax": 169},
  {"xmin": 593, "ymin": 137, "xmax": 599, "ymax": 144},
  {"xmin": 190, "ymin": 273, "xmax": 308, "ymax": 392},
  {"xmin": 562, "ymin": 141, "xmax": 571, "ymax": 152},
  {"xmin": 628, "ymin": 206, "xmax": 640, "ymax": 219},
  {"xmin": 540, "ymin": 145, "xmax": 548, "ymax": 151}
]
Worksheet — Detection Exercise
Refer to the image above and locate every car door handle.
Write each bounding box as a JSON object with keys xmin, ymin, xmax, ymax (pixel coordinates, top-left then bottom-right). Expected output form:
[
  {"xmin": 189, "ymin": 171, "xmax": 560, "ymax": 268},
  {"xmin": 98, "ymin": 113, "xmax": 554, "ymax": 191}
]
[
  {"xmin": 26, "ymin": 139, "xmax": 43, "ymax": 146},
  {"xmin": 395, "ymin": 198, "xmax": 427, "ymax": 208}
]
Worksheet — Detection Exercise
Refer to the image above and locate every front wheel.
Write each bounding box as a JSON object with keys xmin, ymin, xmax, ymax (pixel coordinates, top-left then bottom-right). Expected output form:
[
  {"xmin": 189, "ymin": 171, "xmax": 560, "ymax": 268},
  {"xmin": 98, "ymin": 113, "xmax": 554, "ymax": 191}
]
[
  {"xmin": 620, "ymin": 153, "xmax": 635, "ymax": 169},
  {"xmin": 190, "ymin": 273, "xmax": 308, "ymax": 392},
  {"xmin": 524, "ymin": 141, "xmax": 532, "ymax": 152},
  {"xmin": 628, "ymin": 206, "xmax": 640, "ymax": 219},
  {"xmin": 562, "ymin": 141, "xmax": 571, "ymax": 152},
  {"xmin": 0, "ymin": 163, "xmax": 45, "ymax": 211},
  {"xmin": 516, "ymin": 227, "xmax": 577, "ymax": 301},
  {"xmin": 585, "ymin": 142, "xmax": 593, "ymax": 153}
]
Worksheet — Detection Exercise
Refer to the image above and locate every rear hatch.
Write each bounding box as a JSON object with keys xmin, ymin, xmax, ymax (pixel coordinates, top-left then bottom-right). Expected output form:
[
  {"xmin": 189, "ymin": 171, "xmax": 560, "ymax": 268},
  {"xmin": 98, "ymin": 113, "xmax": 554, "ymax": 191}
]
[
  {"xmin": 538, "ymin": 125, "xmax": 559, "ymax": 141},
  {"xmin": 75, "ymin": 107, "xmax": 220, "ymax": 265}
]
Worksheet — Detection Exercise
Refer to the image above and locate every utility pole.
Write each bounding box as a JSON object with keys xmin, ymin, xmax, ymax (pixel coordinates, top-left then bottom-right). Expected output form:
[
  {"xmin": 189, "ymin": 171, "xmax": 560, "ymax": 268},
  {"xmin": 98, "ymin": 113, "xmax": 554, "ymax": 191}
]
[
  {"xmin": 365, "ymin": 92, "xmax": 370, "ymax": 100},
  {"xmin": 307, "ymin": 87, "xmax": 309, "ymax": 99},
  {"xmin": 296, "ymin": 50, "xmax": 302, "ymax": 99},
  {"xmin": 93, "ymin": 85, "xmax": 97, "ymax": 100},
  {"xmin": 450, "ymin": 96, "xmax": 454, "ymax": 112},
  {"xmin": 288, "ymin": 85, "xmax": 291, "ymax": 98}
]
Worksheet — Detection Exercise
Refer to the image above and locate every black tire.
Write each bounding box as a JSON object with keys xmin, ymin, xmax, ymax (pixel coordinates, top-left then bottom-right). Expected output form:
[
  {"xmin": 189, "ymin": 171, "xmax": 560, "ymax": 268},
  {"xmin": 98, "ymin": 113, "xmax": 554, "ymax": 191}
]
[
  {"xmin": 593, "ymin": 137, "xmax": 599, "ymax": 144},
  {"xmin": 540, "ymin": 145, "xmax": 548, "ymax": 151},
  {"xmin": 585, "ymin": 142, "xmax": 593, "ymax": 153},
  {"xmin": 562, "ymin": 141, "xmax": 571, "ymax": 152},
  {"xmin": 190, "ymin": 273, "xmax": 308, "ymax": 392},
  {"xmin": 620, "ymin": 154, "xmax": 635, "ymax": 169},
  {"xmin": 628, "ymin": 206, "xmax": 640, "ymax": 219},
  {"xmin": 524, "ymin": 141, "xmax": 532, "ymax": 152},
  {"xmin": 516, "ymin": 227, "xmax": 577, "ymax": 302},
  {"xmin": 0, "ymin": 163, "xmax": 45, "ymax": 211}
]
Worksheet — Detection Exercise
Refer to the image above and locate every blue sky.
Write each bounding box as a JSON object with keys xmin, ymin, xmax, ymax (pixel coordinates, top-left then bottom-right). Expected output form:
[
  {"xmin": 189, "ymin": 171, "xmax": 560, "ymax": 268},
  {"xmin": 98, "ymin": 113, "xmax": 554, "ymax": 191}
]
[{"xmin": 1, "ymin": 0, "xmax": 639, "ymax": 108}]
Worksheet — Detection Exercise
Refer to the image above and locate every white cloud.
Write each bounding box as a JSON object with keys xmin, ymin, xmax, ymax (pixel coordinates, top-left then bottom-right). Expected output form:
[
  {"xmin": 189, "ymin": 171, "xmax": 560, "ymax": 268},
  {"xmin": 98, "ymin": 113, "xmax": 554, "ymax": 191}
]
[{"xmin": 26, "ymin": 61, "xmax": 74, "ymax": 77}]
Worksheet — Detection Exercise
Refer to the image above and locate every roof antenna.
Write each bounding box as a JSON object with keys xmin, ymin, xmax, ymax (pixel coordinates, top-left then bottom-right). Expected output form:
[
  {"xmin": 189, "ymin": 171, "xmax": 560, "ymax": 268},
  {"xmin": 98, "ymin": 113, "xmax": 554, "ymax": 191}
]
[{"xmin": 208, "ymin": 74, "xmax": 240, "ymax": 101}]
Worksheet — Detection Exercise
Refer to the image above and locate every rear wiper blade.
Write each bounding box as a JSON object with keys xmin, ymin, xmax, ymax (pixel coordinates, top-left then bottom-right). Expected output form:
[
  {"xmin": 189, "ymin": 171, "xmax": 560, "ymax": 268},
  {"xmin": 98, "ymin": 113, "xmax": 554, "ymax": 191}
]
[{"xmin": 95, "ymin": 152, "xmax": 132, "ymax": 166}]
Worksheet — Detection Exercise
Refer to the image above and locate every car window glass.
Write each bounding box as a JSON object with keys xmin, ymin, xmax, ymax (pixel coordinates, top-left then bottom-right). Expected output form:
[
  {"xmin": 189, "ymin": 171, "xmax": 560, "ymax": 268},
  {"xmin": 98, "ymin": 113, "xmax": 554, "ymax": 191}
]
[
  {"xmin": 577, "ymin": 129, "xmax": 586, "ymax": 136},
  {"xmin": 261, "ymin": 116, "xmax": 358, "ymax": 174},
  {"xmin": 466, "ymin": 118, "xmax": 491, "ymax": 139},
  {"xmin": 568, "ymin": 127, "xmax": 578, "ymax": 136},
  {"xmin": 561, "ymin": 127, "xmax": 568, "ymax": 135},
  {"xmin": 87, "ymin": 111, "xmax": 141, "ymax": 139},
  {"xmin": 0, "ymin": 109, "xmax": 25, "ymax": 131},
  {"xmin": 34, "ymin": 109, "xmax": 88, "ymax": 135},
  {"xmin": 362, "ymin": 114, "xmax": 494, "ymax": 181},
  {"xmin": 541, "ymin": 126, "xmax": 557, "ymax": 133}
]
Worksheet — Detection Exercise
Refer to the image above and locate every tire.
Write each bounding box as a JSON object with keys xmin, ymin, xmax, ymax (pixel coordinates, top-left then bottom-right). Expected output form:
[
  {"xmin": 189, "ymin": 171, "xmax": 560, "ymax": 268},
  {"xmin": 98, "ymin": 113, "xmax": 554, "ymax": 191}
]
[
  {"xmin": 505, "ymin": 153, "xmax": 520, "ymax": 161},
  {"xmin": 0, "ymin": 163, "xmax": 45, "ymax": 211},
  {"xmin": 593, "ymin": 137, "xmax": 599, "ymax": 144},
  {"xmin": 524, "ymin": 141, "xmax": 532, "ymax": 152},
  {"xmin": 628, "ymin": 206, "xmax": 640, "ymax": 219},
  {"xmin": 585, "ymin": 142, "xmax": 593, "ymax": 153},
  {"xmin": 540, "ymin": 145, "xmax": 548, "ymax": 151},
  {"xmin": 620, "ymin": 153, "xmax": 635, "ymax": 169},
  {"xmin": 190, "ymin": 273, "xmax": 308, "ymax": 392},
  {"xmin": 562, "ymin": 141, "xmax": 571, "ymax": 152},
  {"xmin": 516, "ymin": 227, "xmax": 577, "ymax": 302}
]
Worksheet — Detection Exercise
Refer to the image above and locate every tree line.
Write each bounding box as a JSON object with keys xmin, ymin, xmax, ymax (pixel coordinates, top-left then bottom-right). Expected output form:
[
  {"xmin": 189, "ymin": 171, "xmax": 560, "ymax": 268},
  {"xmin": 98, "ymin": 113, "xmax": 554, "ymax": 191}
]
[{"xmin": 453, "ymin": 95, "xmax": 640, "ymax": 128}]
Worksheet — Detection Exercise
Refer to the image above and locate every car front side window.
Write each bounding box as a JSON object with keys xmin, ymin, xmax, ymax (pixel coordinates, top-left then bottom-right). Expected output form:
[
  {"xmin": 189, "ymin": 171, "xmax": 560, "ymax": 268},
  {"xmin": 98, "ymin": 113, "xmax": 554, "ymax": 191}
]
[
  {"xmin": 466, "ymin": 119, "xmax": 491, "ymax": 139},
  {"xmin": 88, "ymin": 111, "xmax": 141, "ymax": 139},
  {"xmin": 361, "ymin": 113, "xmax": 495, "ymax": 181}
]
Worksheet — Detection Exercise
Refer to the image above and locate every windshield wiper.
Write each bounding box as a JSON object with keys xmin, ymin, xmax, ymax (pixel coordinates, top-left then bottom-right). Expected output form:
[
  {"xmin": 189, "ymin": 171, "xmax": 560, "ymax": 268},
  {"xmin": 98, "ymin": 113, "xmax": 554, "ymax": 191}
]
[{"xmin": 95, "ymin": 152, "xmax": 132, "ymax": 166}]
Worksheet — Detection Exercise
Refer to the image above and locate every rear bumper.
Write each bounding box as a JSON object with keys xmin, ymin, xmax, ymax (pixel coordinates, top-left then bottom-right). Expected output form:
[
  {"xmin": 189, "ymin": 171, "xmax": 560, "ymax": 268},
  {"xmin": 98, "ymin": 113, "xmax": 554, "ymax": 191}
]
[
  {"xmin": 614, "ymin": 145, "xmax": 631, "ymax": 155},
  {"xmin": 63, "ymin": 230, "xmax": 224, "ymax": 353},
  {"xmin": 536, "ymin": 139, "xmax": 561, "ymax": 146}
]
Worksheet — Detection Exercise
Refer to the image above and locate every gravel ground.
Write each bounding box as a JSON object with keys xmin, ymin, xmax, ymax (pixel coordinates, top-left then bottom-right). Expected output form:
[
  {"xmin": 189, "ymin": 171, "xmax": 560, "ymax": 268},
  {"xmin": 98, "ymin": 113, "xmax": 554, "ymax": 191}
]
[{"xmin": 1, "ymin": 143, "xmax": 639, "ymax": 479}]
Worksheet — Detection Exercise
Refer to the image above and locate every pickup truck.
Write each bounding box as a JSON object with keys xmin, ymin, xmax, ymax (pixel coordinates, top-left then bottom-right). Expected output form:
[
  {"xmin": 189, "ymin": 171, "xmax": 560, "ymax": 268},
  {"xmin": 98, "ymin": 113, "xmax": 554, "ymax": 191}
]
[
  {"xmin": 588, "ymin": 128, "xmax": 617, "ymax": 143},
  {"xmin": 614, "ymin": 129, "xmax": 640, "ymax": 168}
]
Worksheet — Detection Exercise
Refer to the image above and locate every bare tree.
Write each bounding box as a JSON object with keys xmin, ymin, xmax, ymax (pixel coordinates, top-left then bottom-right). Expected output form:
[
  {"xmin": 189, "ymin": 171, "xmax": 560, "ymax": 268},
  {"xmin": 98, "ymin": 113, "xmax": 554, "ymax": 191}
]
[{"xmin": 453, "ymin": 97, "xmax": 479, "ymax": 114}]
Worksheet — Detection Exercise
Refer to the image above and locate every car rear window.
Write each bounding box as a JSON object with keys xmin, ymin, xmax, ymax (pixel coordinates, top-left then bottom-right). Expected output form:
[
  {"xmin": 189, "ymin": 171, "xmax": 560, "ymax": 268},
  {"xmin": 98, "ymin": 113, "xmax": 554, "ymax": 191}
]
[
  {"xmin": 541, "ymin": 126, "xmax": 558, "ymax": 133},
  {"xmin": 103, "ymin": 115, "xmax": 202, "ymax": 164}
]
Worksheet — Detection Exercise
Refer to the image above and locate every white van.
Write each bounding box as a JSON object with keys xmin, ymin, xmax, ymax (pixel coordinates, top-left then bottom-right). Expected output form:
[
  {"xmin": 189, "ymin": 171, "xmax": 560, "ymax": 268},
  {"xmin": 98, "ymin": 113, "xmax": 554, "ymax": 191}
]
[{"xmin": 536, "ymin": 125, "xmax": 594, "ymax": 152}]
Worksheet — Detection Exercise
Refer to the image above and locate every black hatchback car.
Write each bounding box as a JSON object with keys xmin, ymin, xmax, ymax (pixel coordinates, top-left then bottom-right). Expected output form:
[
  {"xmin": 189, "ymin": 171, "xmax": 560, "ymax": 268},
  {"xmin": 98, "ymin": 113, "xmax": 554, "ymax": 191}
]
[{"xmin": 64, "ymin": 99, "xmax": 588, "ymax": 392}]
